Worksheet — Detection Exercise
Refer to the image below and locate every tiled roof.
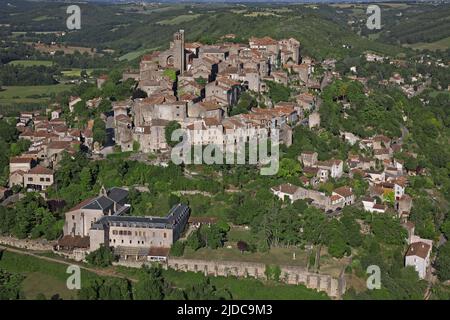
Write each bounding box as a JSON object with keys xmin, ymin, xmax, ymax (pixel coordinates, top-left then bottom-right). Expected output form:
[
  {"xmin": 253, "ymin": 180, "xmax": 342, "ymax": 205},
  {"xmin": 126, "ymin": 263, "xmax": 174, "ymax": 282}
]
[
  {"xmin": 406, "ymin": 242, "xmax": 431, "ymax": 259},
  {"xmin": 27, "ymin": 165, "xmax": 53, "ymax": 175}
]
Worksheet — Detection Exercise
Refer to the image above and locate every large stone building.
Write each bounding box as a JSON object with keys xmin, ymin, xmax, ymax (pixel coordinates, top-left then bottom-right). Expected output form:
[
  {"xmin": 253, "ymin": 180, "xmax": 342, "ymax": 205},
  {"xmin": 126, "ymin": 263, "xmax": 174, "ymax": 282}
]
[
  {"xmin": 159, "ymin": 30, "xmax": 186, "ymax": 74},
  {"xmin": 59, "ymin": 187, "xmax": 190, "ymax": 261},
  {"xmin": 90, "ymin": 203, "xmax": 190, "ymax": 252}
]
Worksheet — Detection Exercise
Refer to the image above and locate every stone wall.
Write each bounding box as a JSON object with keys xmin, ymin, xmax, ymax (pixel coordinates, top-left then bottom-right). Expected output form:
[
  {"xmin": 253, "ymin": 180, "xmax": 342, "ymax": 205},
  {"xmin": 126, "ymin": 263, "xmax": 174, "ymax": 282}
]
[
  {"xmin": 114, "ymin": 257, "xmax": 345, "ymax": 299},
  {"xmin": 0, "ymin": 236, "xmax": 55, "ymax": 251}
]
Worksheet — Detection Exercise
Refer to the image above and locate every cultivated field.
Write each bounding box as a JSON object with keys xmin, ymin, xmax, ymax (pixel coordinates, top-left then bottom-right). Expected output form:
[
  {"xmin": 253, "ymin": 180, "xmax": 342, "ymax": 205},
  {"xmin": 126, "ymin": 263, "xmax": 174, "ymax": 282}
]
[
  {"xmin": 7, "ymin": 60, "xmax": 53, "ymax": 67},
  {"xmin": 0, "ymin": 84, "xmax": 73, "ymax": 104}
]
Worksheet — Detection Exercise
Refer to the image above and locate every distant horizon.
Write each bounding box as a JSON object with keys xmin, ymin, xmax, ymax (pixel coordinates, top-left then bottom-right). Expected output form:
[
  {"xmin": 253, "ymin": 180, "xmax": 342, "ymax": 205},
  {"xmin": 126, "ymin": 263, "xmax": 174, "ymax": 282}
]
[{"xmin": 35, "ymin": 0, "xmax": 448, "ymax": 3}]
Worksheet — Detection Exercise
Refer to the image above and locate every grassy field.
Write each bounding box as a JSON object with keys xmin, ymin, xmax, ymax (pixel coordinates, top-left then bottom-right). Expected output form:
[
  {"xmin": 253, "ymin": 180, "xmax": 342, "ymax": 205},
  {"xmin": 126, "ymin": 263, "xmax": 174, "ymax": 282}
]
[
  {"xmin": 0, "ymin": 84, "xmax": 73, "ymax": 104},
  {"xmin": 119, "ymin": 47, "xmax": 160, "ymax": 61},
  {"xmin": 61, "ymin": 69, "xmax": 96, "ymax": 77},
  {"xmin": 0, "ymin": 251, "xmax": 100, "ymax": 300},
  {"xmin": 403, "ymin": 36, "xmax": 450, "ymax": 51},
  {"xmin": 7, "ymin": 60, "xmax": 53, "ymax": 67}
]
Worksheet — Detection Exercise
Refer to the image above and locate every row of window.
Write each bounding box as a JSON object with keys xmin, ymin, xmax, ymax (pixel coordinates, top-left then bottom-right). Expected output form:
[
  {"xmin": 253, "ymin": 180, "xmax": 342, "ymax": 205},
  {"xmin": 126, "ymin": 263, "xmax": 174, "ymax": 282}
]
[
  {"xmin": 111, "ymin": 230, "xmax": 167, "ymax": 238},
  {"xmin": 27, "ymin": 177, "xmax": 51, "ymax": 182},
  {"xmin": 110, "ymin": 238, "xmax": 164, "ymax": 246}
]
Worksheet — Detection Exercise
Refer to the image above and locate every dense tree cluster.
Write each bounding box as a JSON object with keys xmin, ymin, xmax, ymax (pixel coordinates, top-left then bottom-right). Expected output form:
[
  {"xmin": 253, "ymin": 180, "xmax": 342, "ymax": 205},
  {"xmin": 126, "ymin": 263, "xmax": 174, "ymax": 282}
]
[{"xmin": 0, "ymin": 64, "xmax": 58, "ymax": 86}]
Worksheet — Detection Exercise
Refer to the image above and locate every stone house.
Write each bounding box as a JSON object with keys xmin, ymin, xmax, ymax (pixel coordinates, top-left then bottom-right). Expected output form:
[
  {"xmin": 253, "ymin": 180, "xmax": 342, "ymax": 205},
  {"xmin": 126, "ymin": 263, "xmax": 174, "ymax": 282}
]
[
  {"xmin": 317, "ymin": 159, "xmax": 343, "ymax": 179},
  {"xmin": 299, "ymin": 151, "xmax": 318, "ymax": 167},
  {"xmin": 23, "ymin": 165, "xmax": 54, "ymax": 191},
  {"xmin": 133, "ymin": 119, "xmax": 169, "ymax": 153},
  {"xmin": 332, "ymin": 186, "xmax": 355, "ymax": 206}
]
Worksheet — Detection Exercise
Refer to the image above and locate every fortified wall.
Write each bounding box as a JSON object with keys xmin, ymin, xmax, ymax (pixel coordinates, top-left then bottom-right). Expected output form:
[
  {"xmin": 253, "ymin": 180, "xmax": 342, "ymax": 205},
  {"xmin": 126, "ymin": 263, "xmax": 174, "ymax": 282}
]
[{"xmin": 114, "ymin": 257, "xmax": 346, "ymax": 298}]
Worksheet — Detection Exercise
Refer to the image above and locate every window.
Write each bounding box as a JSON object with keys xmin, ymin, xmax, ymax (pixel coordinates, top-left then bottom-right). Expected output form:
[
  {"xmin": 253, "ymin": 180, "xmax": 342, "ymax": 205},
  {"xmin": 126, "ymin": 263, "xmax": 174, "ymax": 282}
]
[
  {"xmin": 40, "ymin": 178, "xmax": 45, "ymax": 182},
  {"xmin": 28, "ymin": 178, "xmax": 33, "ymax": 182},
  {"xmin": 46, "ymin": 178, "xmax": 50, "ymax": 182},
  {"xmin": 164, "ymin": 232, "xmax": 167, "ymax": 238},
  {"xmin": 72, "ymin": 215, "xmax": 75, "ymax": 220}
]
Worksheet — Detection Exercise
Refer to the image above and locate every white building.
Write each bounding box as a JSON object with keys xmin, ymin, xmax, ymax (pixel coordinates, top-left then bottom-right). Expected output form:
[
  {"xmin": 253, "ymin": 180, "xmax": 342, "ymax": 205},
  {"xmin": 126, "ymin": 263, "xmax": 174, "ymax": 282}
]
[
  {"xmin": 362, "ymin": 198, "xmax": 386, "ymax": 213},
  {"xmin": 405, "ymin": 241, "xmax": 431, "ymax": 279},
  {"xmin": 270, "ymin": 183, "xmax": 299, "ymax": 203}
]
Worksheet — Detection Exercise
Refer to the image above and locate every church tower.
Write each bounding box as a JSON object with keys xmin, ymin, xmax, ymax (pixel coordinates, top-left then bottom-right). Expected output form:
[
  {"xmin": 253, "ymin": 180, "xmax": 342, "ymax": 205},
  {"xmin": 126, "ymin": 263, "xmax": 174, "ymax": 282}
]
[{"xmin": 173, "ymin": 29, "xmax": 185, "ymax": 74}]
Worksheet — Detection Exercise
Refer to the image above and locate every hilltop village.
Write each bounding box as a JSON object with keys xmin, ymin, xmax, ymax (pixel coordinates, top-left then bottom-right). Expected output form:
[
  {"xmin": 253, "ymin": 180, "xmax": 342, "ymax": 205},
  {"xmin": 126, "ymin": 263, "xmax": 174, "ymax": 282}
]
[{"xmin": 1, "ymin": 27, "xmax": 447, "ymax": 299}]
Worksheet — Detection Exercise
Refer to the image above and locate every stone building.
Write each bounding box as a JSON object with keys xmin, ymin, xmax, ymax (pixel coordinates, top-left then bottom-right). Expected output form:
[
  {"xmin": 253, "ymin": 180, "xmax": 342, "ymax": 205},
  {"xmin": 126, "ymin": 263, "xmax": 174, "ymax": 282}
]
[
  {"xmin": 59, "ymin": 187, "xmax": 190, "ymax": 260},
  {"xmin": 23, "ymin": 165, "xmax": 54, "ymax": 191},
  {"xmin": 159, "ymin": 30, "xmax": 186, "ymax": 74},
  {"xmin": 63, "ymin": 187, "xmax": 130, "ymax": 238},
  {"xmin": 90, "ymin": 203, "xmax": 190, "ymax": 252}
]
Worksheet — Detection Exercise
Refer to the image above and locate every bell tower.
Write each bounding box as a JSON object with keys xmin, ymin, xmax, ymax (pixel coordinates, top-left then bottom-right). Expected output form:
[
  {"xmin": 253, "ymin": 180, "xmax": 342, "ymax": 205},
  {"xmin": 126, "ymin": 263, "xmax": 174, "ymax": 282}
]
[{"xmin": 173, "ymin": 29, "xmax": 185, "ymax": 74}]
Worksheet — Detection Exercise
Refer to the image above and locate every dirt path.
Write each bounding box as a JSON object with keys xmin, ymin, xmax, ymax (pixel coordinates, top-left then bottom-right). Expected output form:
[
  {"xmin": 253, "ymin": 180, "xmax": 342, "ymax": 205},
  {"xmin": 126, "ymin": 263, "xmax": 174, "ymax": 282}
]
[{"xmin": 0, "ymin": 245, "xmax": 138, "ymax": 282}]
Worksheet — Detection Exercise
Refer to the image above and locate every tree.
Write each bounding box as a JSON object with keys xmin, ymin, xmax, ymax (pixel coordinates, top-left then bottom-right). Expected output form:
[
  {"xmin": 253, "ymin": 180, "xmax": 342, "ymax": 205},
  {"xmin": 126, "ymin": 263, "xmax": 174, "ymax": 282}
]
[
  {"xmin": 170, "ymin": 241, "xmax": 185, "ymax": 257},
  {"xmin": 85, "ymin": 245, "xmax": 115, "ymax": 267},
  {"xmin": 265, "ymin": 264, "xmax": 281, "ymax": 281},
  {"xmin": 79, "ymin": 278, "xmax": 132, "ymax": 300},
  {"xmin": 199, "ymin": 224, "xmax": 227, "ymax": 249},
  {"xmin": 278, "ymin": 158, "xmax": 301, "ymax": 178},
  {"xmin": 165, "ymin": 121, "xmax": 181, "ymax": 148},
  {"xmin": 186, "ymin": 229, "xmax": 205, "ymax": 251},
  {"xmin": 266, "ymin": 81, "xmax": 291, "ymax": 103},
  {"xmin": 237, "ymin": 241, "xmax": 249, "ymax": 253},
  {"xmin": 436, "ymin": 242, "xmax": 450, "ymax": 281},
  {"xmin": 79, "ymin": 166, "xmax": 93, "ymax": 191},
  {"xmin": 184, "ymin": 278, "xmax": 231, "ymax": 300},
  {"xmin": 133, "ymin": 265, "xmax": 166, "ymax": 300},
  {"xmin": 168, "ymin": 193, "xmax": 180, "ymax": 209},
  {"xmin": 371, "ymin": 215, "xmax": 407, "ymax": 245},
  {"xmin": 0, "ymin": 269, "xmax": 24, "ymax": 300},
  {"xmin": 93, "ymin": 118, "xmax": 106, "ymax": 145},
  {"xmin": 441, "ymin": 220, "xmax": 450, "ymax": 240}
]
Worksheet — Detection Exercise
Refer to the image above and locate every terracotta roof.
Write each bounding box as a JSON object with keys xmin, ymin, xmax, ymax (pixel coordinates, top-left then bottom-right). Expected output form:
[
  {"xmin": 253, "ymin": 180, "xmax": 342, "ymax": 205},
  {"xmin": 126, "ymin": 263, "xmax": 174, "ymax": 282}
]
[
  {"xmin": 333, "ymin": 186, "xmax": 353, "ymax": 198},
  {"xmin": 27, "ymin": 165, "xmax": 53, "ymax": 175},
  {"xmin": 10, "ymin": 157, "xmax": 33, "ymax": 164},
  {"xmin": 250, "ymin": 36, "xmax": 278, "ymax": 46},
  {"xmin": 48, "ymin": 140, "xmax": 71, "ymax": 150},
  {"xmin": 406, "ymin": 242, "xmax": 431, "ymax": 259},
  {"xmin": 149, "ymin": 247, "xmax": 169, "ymax": 257},
  {"xmin": 57, "ymin": 235, "xmax": 90, "ymax": 249},
  {"xmin": 330, "ymin": 194, "xmax": 342, "ymax": 202},
  {"xmin": 67, "ymin": 196, "xmax": 97, "ymax": 212},
  {"xmin": 203, "ymin": 118, "xmax": 221, "ymax": 127},
  {"xmin": 272, "ymin": 183, "xmax": 299, "ymax": 195}
]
